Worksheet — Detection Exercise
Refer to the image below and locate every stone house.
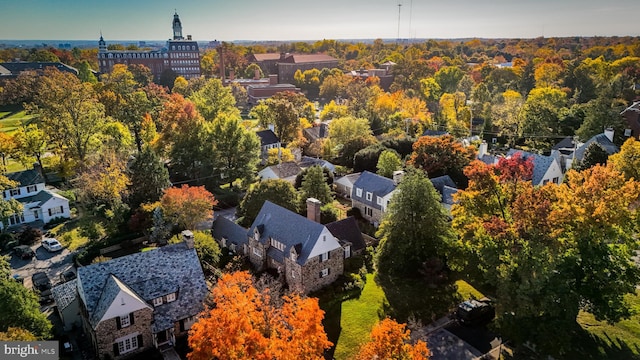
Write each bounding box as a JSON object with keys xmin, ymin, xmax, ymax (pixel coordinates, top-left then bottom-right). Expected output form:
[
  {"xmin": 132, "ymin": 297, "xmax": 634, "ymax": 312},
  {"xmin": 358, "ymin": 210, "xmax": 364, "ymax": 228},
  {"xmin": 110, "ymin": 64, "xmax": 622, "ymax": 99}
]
[
  {"xmin": 211, "ymin": 215, "xmax": 248, "ymax": 255},
  {"xmin": 334, "ymin": 173, "xmax": 361, "ymax": 199},
  {"xmin": 351, "ymin": 171, "xmax": 401, "ymax": 226},
  {"xmin": 76, "ymin": 239, "xmax": 208, "ymax": 359},
  {"xmin": 2, "ymin": 166, "xmax": 71, "ymax": 229},
  {"xmin": 247, "ymin": 199, "xmax": 345, "ymax": 294}
]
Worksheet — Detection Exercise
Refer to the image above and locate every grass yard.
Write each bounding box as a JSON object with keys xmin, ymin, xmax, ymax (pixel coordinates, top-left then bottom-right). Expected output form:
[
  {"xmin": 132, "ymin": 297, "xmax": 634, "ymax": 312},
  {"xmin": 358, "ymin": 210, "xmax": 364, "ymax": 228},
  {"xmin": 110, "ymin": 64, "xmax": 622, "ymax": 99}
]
[
  {"xmin": 0, "ymin": 110, "xmax": 35, "ymax": 133},
  {"xmin": 324, "ymin": 273, "xmax": 483, "ymax": 360}
]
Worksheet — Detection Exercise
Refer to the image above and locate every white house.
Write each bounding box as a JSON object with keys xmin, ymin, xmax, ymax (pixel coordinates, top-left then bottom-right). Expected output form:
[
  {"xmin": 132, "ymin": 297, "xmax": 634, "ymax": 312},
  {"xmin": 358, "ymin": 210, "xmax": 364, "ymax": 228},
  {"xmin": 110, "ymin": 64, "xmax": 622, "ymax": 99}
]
[
  {"xmin": 506, "ymin": 150, "xmax": 564, "ymax": 186},
  {"xmin": 3, "ymin": 168, "xmax": 71, "ymax": 228},
  {"xmin": 334, "ymin": 173, "xmax": 361, "ymax": 199}
]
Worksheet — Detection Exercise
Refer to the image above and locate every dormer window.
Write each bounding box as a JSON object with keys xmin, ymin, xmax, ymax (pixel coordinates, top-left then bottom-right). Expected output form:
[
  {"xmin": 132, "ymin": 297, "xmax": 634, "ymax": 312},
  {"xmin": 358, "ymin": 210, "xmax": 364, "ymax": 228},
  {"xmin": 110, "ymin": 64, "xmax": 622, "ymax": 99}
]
[
  {"xmin": 10, "ymin": 189, "xmax": 20, "ymax": 196},
  {"xmin": 26, "ymin": 185, "xmax": 37, "ymax": 193},
  {"xmin": 356, "ymin": 188, "xmax": 362, "ymax": 197},
  {"xmin": 376, "ymin": 196, "xmax": 383, "ymax": 205},
  {"xmin": 366, "ymin": 192, "xmax": 373, "ymax": 201},
  {"xmin": 290, "ymin": 251, "xmax": 297, "ymax": 261},
  {"xmin": 166, "ymin": 292, "xmax": 176, "ymax": 303},
  {"xmin": 153, "ymin": 297, "xmax": 163, "ymax": 306}
]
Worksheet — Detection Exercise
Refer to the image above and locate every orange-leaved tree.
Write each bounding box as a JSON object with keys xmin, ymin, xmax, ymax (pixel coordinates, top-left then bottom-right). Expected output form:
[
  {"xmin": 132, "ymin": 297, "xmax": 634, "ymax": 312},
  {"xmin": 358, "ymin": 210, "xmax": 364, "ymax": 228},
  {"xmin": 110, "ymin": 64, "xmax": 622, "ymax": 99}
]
[
  {"xmin": 160, "ymin": 185, "xmax": 217, "ymax": 230},
  {"xmin": 356, "ymin": 318, "xmax": 430, "ymax": 360},
  {"xmin": 188, "ymin": 271, "xmax": 332, "ymax": 360}
]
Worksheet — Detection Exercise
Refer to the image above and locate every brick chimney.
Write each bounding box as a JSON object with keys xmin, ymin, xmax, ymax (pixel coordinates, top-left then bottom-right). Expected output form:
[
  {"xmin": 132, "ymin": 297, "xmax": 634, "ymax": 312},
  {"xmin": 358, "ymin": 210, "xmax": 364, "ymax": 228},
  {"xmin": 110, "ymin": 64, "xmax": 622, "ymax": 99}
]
[
  {"xmin": 181, "ymin": 230, "xmax": 195, "ymax": 249},
  {"xmin": 306, "ymin": 198, "xmax": 321, "ymax": 223},
  {"xmin": 269, "ymin": 74, "xmax": 278, "ymax": 85},
  {"xmin": 254, "ymin": 68, "xmax": 261, "ymax": 80},
  {"xmin": 392, "ymin": 170, "xmax": 405, "ymax": 185}
]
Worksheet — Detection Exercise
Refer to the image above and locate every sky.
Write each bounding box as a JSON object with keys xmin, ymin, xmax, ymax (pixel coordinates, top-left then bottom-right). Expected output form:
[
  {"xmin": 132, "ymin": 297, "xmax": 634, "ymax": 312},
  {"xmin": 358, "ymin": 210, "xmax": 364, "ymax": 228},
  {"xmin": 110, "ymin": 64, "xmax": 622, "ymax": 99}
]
[{"xmin": 1, "ymin": 0, "xmax": 640, "ymax": 41}]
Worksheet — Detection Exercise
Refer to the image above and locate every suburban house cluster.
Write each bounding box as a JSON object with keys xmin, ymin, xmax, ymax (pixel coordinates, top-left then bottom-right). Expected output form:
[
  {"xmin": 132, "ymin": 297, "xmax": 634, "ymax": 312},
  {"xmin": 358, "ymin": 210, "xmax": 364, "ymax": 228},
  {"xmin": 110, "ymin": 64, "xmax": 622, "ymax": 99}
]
[{"xmin": 2, "ymin": 165, "xmax": 71, "ymax": 229}]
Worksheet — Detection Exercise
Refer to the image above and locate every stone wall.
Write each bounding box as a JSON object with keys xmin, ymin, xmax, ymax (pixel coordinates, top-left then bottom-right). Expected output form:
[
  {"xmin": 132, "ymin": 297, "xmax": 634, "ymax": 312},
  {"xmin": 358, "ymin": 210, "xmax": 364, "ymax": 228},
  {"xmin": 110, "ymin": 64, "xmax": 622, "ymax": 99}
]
[
  {"xmin": 352, "ymin": 201, "xmax": 384, "ymax": 225},
  {"xmin": 94, "ymin": 308, "xmax": 154, "ymax": 359},
  {"xmin": 298, "ymin": 247, "xmax": 344, "ymax": 293},
  {"xmin": 248, "ymin": 236, "xmax": 267, "ymax": 271}
]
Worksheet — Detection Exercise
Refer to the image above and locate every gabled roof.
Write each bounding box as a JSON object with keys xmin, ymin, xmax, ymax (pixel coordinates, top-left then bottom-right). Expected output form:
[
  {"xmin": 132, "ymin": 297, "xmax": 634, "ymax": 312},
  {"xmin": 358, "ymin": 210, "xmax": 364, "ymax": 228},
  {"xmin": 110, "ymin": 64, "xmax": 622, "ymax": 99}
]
[
  {"xmin": 325, "ymin": 216, "xmax": 366, "ymax": 253},
  {"xmin": 6, "ymin": 169, "xmax": 44, "ymax": 187},
  {"xmin": 90, "ymin": 274, "xmax": 149, "ymax": 327},
  {"xmin": 441, "ymin": 186, "xmax": 459, "ymax": 206},
  {"xmin": 574, "ymin": 133, "xmax": 619, "ymax": 162},
  {"xmin": 0, "ymin": 62, "xmax": 79, "ymax": 76},
  {"xmin": 20, "ymin": 189, "xmax": 67, "ymax": 208},
  {"xmin": 256, "ymin": 129, "xmax": 280, "ymax": 146},
  {"xmin": 352, "ymin": 171, "xmax": 396, "ymax": 209},
  {"xmin": 299, "ymin": 156, "xmax": 335, "ymax": 172},
  {"xmin": 303, "ymin": 123, "xmax": 329, "ymax": 141},
  {"xmin": 77, "ymin": 242, "xmax": 207, "ymax": 331},
  {"xmin": 506, "ymin": 150, "xmax": 556, "ymax": 185},
  {"xmin": 248, "ymin": 201, "xmax": 329, "ymax": 265},
  {"xmin": 259, "ymin": 162, "xmax": 302, "ymax": 180},
  {"xmin": 335, "ymin": 173, "xmax": 362, "ymax": 187},
  {"xmin": 421, "ymin": 130, "xmax": 449, "ymax": 137},
  {"xmin": 283, "ymin": 54, "xmax": 338, "ymax": 64},
  {"xmin": 211, "ymin": 216, "xmax": 248, "ymax": 248},
  {"xmin": 552, "ymin": 136, "xmax": 578, "ymax": 151},
  {"xmin": 251, "ymin": 53, "xmax": 281, "ymax": 61},
  {"xmin": 430, "ymin": 175, "xmax": 457, "ymax": 194}
]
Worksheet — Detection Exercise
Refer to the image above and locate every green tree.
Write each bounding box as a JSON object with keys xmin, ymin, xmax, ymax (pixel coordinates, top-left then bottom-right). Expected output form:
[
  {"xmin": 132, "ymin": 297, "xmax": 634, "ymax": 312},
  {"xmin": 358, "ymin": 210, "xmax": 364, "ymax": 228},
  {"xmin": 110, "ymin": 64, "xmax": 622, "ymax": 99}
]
[
  {"xmin": 209, "ymin": 115, "xmax": 260, "ymax": 186},
  {"xmin": 573, "ymin": 142, "xmax": 609, "ymax": 171},
  {"xmin": 127, "ymin": 147, "xmax": 171, "ymax": 209},
  {"xmin": 434, "ymin": 66, "xmax": 465, "ymax": 93},
  {"xmin": 520, "ymin": 87, "xmax": 568, "ymax": 150},
  {"xmin": 376, "ymin": 149, "xmax": 402, "ymax": 178},
  {"xmin": 244, "ymin": 63, "xmax": 264, "ymax": 79},
  {"xmin": 328, "ymin": 116, "xmax": 376, "ymax": 165},
  {"xmin": 13, "ymin": 124, "xmax": 47, "ymax": 168},
  {"xmin": 0, "ymin": 256, "xmax": 52, "ymax": 339},
  {"xmin": 491, "ymin": 90, "xmax": 524, "ymax": 147},
  {"xmin": 375, "ymin": 169, "xmax": 452, "ymax": 276},
  {"xmin": 251, "ymin": 98, "xmax": 300, "ymax": 144},
  {"xmin": 299, "ymin": 165, "xmax": 333, "ymax": 207},
  {"xmin": 189, "ymin": 78, "xmax": 240, "ymax": 121},
  {"xmin": 76, "ymin": 60, "xmax": 97, "ymax": 84},
  {"xmin": 237, "ymin": 179, "xmax": 299, "ymax": 226},
  {"xmin": 575, "ymin": 97, "xmax": 624, "ymax": 142}
]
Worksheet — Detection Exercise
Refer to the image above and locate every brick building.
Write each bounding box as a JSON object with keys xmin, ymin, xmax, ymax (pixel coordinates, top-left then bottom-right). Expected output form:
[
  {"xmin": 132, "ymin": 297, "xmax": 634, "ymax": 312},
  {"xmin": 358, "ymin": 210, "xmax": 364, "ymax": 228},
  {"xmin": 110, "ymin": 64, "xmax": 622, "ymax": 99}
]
[{"xmin": 98, "ymin": 12, "xmax": 201, "ymax": 81}]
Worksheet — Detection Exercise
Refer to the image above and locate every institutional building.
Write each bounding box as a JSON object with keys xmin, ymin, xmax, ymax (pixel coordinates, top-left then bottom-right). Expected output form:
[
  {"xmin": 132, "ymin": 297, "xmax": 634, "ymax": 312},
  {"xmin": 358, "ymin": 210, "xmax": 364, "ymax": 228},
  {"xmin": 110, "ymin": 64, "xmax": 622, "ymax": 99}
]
[{"xmin": 98, "ymin": 12, "xmax": 201, "ymax": 81}]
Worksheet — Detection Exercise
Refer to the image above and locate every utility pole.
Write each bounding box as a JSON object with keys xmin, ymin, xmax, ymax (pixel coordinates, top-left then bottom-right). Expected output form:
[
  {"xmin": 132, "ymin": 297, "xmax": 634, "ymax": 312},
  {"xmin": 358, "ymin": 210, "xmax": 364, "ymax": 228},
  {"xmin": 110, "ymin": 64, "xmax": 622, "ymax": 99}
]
[{"xmin": 397, "ymin": 3, "xmax": 402, "ymax": 44}]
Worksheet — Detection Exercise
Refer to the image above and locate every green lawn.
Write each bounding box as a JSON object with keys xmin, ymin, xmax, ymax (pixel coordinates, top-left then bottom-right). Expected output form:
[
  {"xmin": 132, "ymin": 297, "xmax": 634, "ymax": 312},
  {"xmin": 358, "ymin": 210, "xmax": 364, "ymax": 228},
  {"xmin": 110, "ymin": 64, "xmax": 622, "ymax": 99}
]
[
  {"xmin": 324, "ymin": 273, "xmax": 483, "ymax": 360},
  {"xmin": 0, "ymin": 110, "xmax": 35, "ymax": 133}
]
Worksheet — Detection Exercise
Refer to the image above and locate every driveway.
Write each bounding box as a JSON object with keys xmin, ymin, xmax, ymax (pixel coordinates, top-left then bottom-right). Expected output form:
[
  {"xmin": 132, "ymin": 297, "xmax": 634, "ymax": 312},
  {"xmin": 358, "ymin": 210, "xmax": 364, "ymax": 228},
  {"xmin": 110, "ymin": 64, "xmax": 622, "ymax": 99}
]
[{"xmin": 9, "ymin": 242, "xmax": 75, "ymax": 290}]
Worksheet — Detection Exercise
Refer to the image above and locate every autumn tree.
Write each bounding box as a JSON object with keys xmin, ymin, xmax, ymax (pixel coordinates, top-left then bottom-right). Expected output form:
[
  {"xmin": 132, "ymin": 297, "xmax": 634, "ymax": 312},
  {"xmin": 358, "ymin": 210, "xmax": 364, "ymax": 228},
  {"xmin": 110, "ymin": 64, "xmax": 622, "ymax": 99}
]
[
  {"xmin": 375, "ymin": 169, "xmax": 453, "ymax": 276},
  {"xmin": 0, "ymin": 132, "xmax": 16, "ymax": 170},
  {"xmin": 356, "ymin": 318, "xmax": 430, "ymax": 360},
  {"xmin": 408, "ymin": 135, "xmax": 476, "ymax": 186},
  {"xmin": 73, "ymin": 152, "xmax": 130, "ymax": 209},
  {"xmin": 160, "ymin": 185, "xmax": 217, "ymax": 230},
  {"xmin": 188, "ymin": 271, "xmax": 332, "ymax": 360},
  {"xmin": 127, "ymin": 147, "xmax": 171, "ymax": 209},
  {"xmin": 251, "ymin": 98, "xmax": 300, "ymax": 144},
  {"xmin": 450, "ymin": 161, "xmax": 640, "ymax": 352},
  {"xmin": 27, "ymin": 68, "xmax": 107, "ymax": 166},
  {"xmin": 377, "ymin": 149, "xmax": 402, "ymax": 178},
  {"xmin": 237, "ymin": 179, "xmax": 299, "ymax": 226},
  {"xmin": 189, "ymin": 78, "xmax": 240, "ymax": 121},
  {"xmin": 610, "ymin": 137, "xmax": 640, "ymax": 180},
  {"xmin": 491, "ymin": 89, "xmax": 524, "ymax": 147},
  {"xmin": 328, "ymin": 116, "xmax": 376, "ymax": 165}
]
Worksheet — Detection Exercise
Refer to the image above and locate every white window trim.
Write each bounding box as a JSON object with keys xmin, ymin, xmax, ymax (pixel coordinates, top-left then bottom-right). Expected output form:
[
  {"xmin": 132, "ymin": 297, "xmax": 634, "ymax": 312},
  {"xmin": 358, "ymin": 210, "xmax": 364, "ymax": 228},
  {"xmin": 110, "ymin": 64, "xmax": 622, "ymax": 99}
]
[
  {"xmin": 376, "ymin": 196, "xmax": 383, "ymax": 205},
  {"xmin": 356, "ymin": 188, "xmax": 362, "ymax": 197},
  {"xmin": 366, "ymin": 192, "xmax": 373, "ymax": 201},
  {"xmin": 321, "ymin": 268, "xmax": 329, "ymax": 278},
  {"xmin": 153, "ymin": 297, "xmax": 163, "ymax": 307},
  {"xmin": 117, "ymin": 333, "xmax": 139, "ymax": 355},
  {"xmin": 166, "ymin": 293, "xmax": 176, "ymax": 303},
  {"xmin": 253, "ymin": 247, "xmax": 262, "ymax": 257},
  {"xmin": 120, "ymin": 314, "xmax": 131, "ymax": 328},
  {"xmin": 320, "ymin": 252, "xmax": 329, "ymax": 262}
]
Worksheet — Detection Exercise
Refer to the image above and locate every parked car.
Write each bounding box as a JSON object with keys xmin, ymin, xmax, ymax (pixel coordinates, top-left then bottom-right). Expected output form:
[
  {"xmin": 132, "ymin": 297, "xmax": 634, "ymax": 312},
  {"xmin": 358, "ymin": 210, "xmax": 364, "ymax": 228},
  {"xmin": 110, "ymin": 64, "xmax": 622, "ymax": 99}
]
[
  {"xmin": 456, "ymin": 299, "xmax": 495, "ymax": 327},
  {"xmin": 41, "ymin": 238, "xmax": 63, "ymax": 252},
  {"xmin": 60, "ymin": 270, "xmax": 76, "ymax": 282},
  {"xmin": 32, "ymin": 272, "xmax": 54, "ymax": 304},
  {"xmin": 13, "ymin": 245, "xmax": 35, "ymax": 259}
]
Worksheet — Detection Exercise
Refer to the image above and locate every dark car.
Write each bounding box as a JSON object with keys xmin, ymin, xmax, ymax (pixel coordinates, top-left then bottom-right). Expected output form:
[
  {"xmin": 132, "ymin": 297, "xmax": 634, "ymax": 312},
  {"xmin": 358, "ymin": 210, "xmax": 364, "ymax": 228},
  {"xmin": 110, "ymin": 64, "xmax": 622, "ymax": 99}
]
[
  {"xmin": 456, "ymin": 299, "xmax": 495, "ymax": 327},
  {"xmin": 13, "ymin": 245, "xmax": 35, "ymax": 260},
  {"xmin": 32, "ymin": 272, "xmax": 54, "ymax": 304},
  {"xmin": 60, "ymin": 270, "xmax": 76, "ymax": 282}
]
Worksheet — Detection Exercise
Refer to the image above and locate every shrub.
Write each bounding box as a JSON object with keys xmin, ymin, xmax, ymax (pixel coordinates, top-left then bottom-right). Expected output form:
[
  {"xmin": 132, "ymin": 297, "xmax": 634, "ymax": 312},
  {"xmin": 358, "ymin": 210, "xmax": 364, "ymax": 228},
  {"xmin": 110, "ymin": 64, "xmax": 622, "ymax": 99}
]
[{"xmin": 18, "ymin": 227, "xmax": 43, "ymax": 245}]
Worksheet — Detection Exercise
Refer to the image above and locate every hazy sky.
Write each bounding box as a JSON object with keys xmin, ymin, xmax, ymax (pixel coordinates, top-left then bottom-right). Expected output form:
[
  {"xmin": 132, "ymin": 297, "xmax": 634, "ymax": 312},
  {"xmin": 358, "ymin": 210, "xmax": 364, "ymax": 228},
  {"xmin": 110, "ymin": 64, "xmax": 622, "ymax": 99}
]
[{"xmin": 2, "ymin": 0, "xmax": 640, "ymax": 41}]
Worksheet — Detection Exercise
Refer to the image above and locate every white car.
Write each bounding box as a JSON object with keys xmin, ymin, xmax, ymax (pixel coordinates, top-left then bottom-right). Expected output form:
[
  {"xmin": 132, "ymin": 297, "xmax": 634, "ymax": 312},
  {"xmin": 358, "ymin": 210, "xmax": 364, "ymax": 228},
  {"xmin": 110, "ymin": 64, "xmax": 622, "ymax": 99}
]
[{"xmin": 41, "ymin": 238, "xmax": 63, "ymax": 252}]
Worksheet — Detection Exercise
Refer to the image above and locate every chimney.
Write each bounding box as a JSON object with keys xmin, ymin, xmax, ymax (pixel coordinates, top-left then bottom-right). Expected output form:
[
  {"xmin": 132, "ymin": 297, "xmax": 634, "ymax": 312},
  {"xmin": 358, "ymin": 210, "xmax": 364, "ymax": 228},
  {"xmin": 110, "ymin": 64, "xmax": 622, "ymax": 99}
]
[
  {"xmin": 478, "ymin": 141, "xmax": 488, "ymax": 158},
  {"xmin": 269, "ymin": 74, "xmax": 278, "ymax": 85},
  {"xmin": 392, "ymin": 170, "xmax": 405, "ymax": 185},
  {"xmin": 187, "ymin": 35, "xmax": 192, "ymax": 40},
  {"xmin": 181, "ymin": 230, "xmax": 195, "ymax": 249},
  {"xmin": 268, "ymin": 124, "xmax": 275, "ymax": 132},
  {"xmin": 604, "ymin": 127, "xmax": 614, "ymax": 142},
  {"xmin": 306, "ymin": 198, "xmax": 321, "ymax": 223},
  {"xmin": 254, "ymin": 68, "xmax": 261, "ymax": 80}
]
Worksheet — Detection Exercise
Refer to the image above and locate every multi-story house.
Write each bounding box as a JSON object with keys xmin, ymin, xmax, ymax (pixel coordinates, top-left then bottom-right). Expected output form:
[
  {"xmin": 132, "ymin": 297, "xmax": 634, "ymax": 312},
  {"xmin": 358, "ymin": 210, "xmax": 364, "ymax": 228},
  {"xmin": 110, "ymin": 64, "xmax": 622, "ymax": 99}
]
[
  {"xmin": 2, "ymin": 167, "xmax": 70, "ymax": 228},
  {"xmin": 256, "ymin": 127, "xmax": 281, "ymax": 165},
  {"xmin": 351, "ymin": 171, "xmax": 402, "ymax": 226},
  {"xmin": 76, "ymin": 236, "xmax": 208, "ymax": 359},
  {"xmin": 246, "ymin": 199, "xmax": 345, "ymax": 294}
]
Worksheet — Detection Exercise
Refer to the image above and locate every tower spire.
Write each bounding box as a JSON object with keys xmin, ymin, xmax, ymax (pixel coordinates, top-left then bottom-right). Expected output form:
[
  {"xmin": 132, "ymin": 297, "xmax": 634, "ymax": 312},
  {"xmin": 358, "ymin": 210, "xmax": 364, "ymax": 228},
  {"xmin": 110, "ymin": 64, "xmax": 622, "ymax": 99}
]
[{"xmin": 172, "ymin": 11, "xmax": 183, "ymax": 40}]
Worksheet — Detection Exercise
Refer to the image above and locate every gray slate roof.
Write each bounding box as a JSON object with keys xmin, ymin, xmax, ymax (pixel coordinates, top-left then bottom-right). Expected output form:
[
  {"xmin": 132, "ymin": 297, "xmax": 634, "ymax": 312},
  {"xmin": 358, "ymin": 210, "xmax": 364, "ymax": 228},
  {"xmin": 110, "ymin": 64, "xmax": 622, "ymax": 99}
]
[
  {"xmin": 299, "ymin": 156, "xmax": 335, "ymax": 173},
  {"xmin": 352, "ymin": 171, "xmax": 396, "ymax": 210},
  {"xmin": 19, "ymin": 189, "xmax": 61, "ymax": 208},
  {"xmin": 303, "ymin": 123, "xmax": 329, "ymax": 141},
  {"xmin": 6, "ymin": 169, "xmax": 44, "ymax": 187},
  {"xmin": 574, "ymin": 133, "xmax": 619, "ymax": 162},
  {"xmin": 506, "ymin": 149, "xmax": 554, "ymax": 185},
  {"xmin": 0, "ymin": 62, "xmax": 79, "ymax": 76},
  {"xmin": 430, "ymin": 175, "xmax": 458, "ymax": 205},
  {"xmin": 256, "ymin": 129, "xmax": 280, "ymax": 146},
  {"xmin": 77, "ymin": 242, "xmax": 208, "ymax": 332},
  {"xmin": 260, "ymin": 162, "xmax": 302, "ymax": 179},
  {"xmin": 51, "ymin": 279, "xmax": 78, "ymax": 311},
  {"xmin": 325, "ymin": 216, "xmax": 366, "ymax": 253},
  {"xmin": 211, "ymin": 216, "xmax": 248, "ymax": 248},
  {"xmin": 248, "ymin": 201, "xmax": 325, "ymax": 266}
]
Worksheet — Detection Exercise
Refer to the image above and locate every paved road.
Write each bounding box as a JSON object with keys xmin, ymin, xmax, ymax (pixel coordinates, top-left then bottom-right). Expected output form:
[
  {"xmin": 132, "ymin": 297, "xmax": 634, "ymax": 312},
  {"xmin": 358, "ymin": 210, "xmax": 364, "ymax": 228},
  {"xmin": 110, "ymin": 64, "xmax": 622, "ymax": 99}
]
[{"xmin": 9, "ymin": 243, "xmax": 75, "ymax": 289}]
